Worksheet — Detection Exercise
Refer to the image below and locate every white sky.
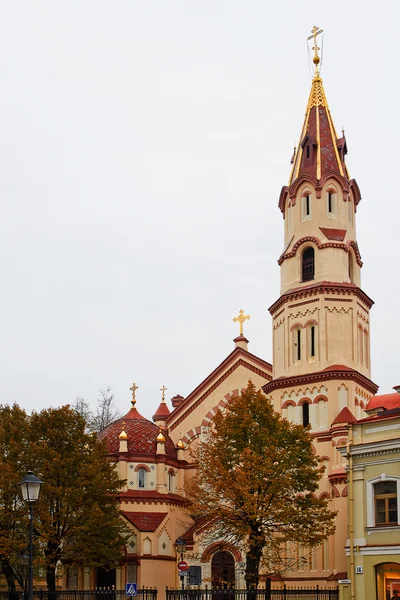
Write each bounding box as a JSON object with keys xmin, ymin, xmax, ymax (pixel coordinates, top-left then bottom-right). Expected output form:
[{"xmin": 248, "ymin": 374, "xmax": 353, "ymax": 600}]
[{"xmin": 1, "ymin": 0, "xmax": 399, "ymax": 420}]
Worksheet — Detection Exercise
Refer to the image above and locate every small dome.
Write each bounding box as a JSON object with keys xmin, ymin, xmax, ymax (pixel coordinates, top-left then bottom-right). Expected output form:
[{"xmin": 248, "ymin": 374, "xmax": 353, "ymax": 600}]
[
  {"xmin": 99, "ymin": 403, "xmax": 177, "ymax": 459},
  {"xmin": 176, "ymin": 439, "xmax": 185, "ymax": 449},
  {"xmin": 156, "ymin": 429, "xmax": 166, "ymax": 442},
  {"xmin": 119, "ymin": 429, "xmax": 128, "ymax": 440}
]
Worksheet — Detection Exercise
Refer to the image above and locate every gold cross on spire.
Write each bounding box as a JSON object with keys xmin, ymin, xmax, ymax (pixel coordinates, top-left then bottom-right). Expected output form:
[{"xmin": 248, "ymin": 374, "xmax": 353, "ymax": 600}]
[
  {"xmin": 160, "ymin": 385, "xmax": 167, "ymax": 402},
  {"xmin": 130, "ymin": 382, "xmax": 139, "ymax": 406},
  {"xmin": 233, "ymin": 309, "xmax": 251, "ymax": 336},
  {"xmin": 307, "ymin": 25, "xmax": 323, "ymax": 75}
]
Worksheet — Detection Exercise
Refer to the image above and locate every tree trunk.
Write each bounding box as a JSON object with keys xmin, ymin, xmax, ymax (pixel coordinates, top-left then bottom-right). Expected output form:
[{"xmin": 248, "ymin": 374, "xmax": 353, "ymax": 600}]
[
  {"xmin": 245, "ymin": 533, "xmax": 263, "ymax": 590},
  {"xmin": 0, "ymin": 557, "xmax": 17, "ymax": 592},
  {"xmin": 46, "ymin": 565, "xmax": 57, "ymax": 600}
]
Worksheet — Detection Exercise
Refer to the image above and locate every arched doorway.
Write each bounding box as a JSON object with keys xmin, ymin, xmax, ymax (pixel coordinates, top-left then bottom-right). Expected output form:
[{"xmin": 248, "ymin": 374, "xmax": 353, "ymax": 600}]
[
  {"xmin": 375, "ymin": 562, "xmax": 400, "ymax": 599},
  {"xmin": 211, "ymin": 551, "xmax": 235, "ymax": 588},
  {"xmin": 96, "ymin": 567, "xmax": 116, "ymax": 589}
]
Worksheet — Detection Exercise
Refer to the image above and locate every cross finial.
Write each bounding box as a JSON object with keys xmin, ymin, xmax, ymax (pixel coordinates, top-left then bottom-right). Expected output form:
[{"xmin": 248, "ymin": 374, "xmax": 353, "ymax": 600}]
[
  {"xmin": 233, "ymin": 309, "xmax": 251, "ymax": 336},
  {"xmin": 130, "ymin": 382, "xmax": 139, "ymax": 406},
  {"xmin": 307, "ymin": 26, "xmax": 323, "ymax": 75},
  {"xmin": 160, "ymin": 385, "xmax": 167, "ymax": 402}
]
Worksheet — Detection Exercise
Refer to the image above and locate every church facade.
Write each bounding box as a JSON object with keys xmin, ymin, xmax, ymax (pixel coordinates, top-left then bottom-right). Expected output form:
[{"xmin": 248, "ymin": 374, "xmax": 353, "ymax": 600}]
[{"xmin": 63, "ymin": 32, "xmax": 399, "ymax": 600}]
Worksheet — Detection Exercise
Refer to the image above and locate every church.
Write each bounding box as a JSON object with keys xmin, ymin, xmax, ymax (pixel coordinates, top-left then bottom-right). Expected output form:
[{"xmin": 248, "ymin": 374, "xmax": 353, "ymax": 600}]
[{"xmin": 66, "ymin": 29, "xmax": 400, "ymax": 600}]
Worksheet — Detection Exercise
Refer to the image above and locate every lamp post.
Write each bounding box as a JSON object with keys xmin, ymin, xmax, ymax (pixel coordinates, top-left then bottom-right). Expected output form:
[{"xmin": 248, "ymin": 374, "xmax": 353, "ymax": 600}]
[
  {"xmin": 19, "ymin": 472, "xmax": 43, "ymax": 600},
  {"xmin": 175, "ymin": 537, "xmax": 187, "ymax": 591}
]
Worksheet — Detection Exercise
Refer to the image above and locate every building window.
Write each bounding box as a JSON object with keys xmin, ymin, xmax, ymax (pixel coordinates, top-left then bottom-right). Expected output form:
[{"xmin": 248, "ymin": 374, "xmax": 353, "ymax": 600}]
[
  {"xmin": 327, "ymin": 191, "xmax": 337, "ymax": 217},
  {"xmin": 138, "ymin": 468, "xmax": 146, "ymax": 489},
  {"xmin": 302, "ymin": 247, "xmax": 315, "ymax": 282},
  {"xmin": 302, "ymin": 403, "xmax": 310, "ymax": 427},
  {"xmin": 293, "ymin": 328, "xmax": 302, "ymax": 362},
  {"xmin": 309, "ymin": 325, "xmax": 316, "ymax": 358},
  {"xmin": 168, "ymin": 470, "xmax": 175, "ymax": 492},
  {"xmin": 302, "ymin": 194, "xmax": 311, "ymax": 220},
  {"xmin": 348, "ymin": 253, "xmax": 354, "ymax": 283},
  {"xmin": 374, "ymin": 481, "xmax": 398, "ymax": 525},
  {"xmin": 348, "ymin": 200, "xmax": 353, "ymax": 224}
]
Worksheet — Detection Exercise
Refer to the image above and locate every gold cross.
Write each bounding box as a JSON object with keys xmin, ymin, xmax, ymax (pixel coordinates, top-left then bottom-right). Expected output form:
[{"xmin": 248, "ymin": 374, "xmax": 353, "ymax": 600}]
[
  {"xmin": 307, "ymin": 26, "xmax": 323, "ymax": 74},
  {"xmin": 232, "ymin": 309, "xmax": 251, "ymax": 336},
  {"xmin": 130, "ymin": 383, "xmax": 139, "ymax": 405},
  {"xmin": 160, "ymin": 385, "xmax": 167, "ymax": 402}
]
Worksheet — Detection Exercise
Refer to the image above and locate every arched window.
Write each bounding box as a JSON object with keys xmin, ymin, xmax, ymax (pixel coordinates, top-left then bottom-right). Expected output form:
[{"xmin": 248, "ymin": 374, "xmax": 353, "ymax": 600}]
[
  {"xmin": 302, "ymin": 402, "xmax": 310, "ymax": 427},
  {"xmin": 308, "ymin": 324, "xmax": 317, "ymax": 359},
  {"xmin": 293, "ymin": 327, "xmax": 302, "ymax": 362},
  {"xmin": 302, "ymin": 247, "xmax": 315, "ymax": 282},
  {"xmin": 168, "ymin": 470, "xmax": 175, "ymax": 492},
  {"xmin": 301, "ymin": 193, "xmax": 311, "ymax": 220},
  {"xmin": 374, "ymin": 481, "xmax": 398, "ymax": 525},
  {"xmin": 327, "ymin": 190, "xmax": 337, "ymax": 217},
  {"xmin": 138, "ymin": 468, "xmax": 146, "ymax": 489},
  {"xmin": 348, "ymin": 253, "xmax": 354, "ymax": 283},
  {"xmin": 348, "ymin": 199, "xmax": 353, "ymax": 224}
]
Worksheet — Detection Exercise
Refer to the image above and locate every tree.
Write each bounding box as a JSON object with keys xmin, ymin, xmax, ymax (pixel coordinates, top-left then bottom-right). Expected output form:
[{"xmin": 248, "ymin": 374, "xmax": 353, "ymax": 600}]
[
  {"xmin": 72, "ymin": 387, "xmax": 121, "ymax": 433},
  {"xmin": 0, "ymin": 404, "xmax": 31, "ymax": 592},
  {"xmin": 187, "ymin": 381, "xmax": 336, "ymax": 589},
  {"xmin": 0, "ymin": 404, "xmax": 128, "ymax": 593}
]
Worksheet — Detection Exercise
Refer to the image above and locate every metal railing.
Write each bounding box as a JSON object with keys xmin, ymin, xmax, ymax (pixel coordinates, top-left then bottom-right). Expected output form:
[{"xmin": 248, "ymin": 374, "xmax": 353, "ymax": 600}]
[
  {"xmin": 0, "ymin": 590, "xmax": 157, "ymax": 600},
  {"xmin": 166, "ymin": 587, "xmax": 338, "ymax": 600}
]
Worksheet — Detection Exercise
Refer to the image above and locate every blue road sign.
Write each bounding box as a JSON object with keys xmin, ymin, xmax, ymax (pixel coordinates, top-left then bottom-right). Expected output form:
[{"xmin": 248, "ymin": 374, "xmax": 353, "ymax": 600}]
[{"xmin": 126, "ymin": 583, "xmax": 137, "ymax": 596}]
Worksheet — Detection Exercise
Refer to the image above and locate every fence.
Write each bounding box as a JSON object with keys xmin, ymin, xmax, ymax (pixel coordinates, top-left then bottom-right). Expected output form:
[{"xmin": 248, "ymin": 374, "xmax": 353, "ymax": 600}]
[
  {"xmin": 166, "ymin": 587, "xmax": 338, "ymax": 600},
  {"xmin": 0, "ymin": 590, "xmax": 157, "ymax": 600}
]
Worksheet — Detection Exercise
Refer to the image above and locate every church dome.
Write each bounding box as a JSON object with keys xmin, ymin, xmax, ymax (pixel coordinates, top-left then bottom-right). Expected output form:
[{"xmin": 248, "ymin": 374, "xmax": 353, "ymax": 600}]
[{"xmin": 98, "ymin": 402, "xmax": 177, "ymax": 460}]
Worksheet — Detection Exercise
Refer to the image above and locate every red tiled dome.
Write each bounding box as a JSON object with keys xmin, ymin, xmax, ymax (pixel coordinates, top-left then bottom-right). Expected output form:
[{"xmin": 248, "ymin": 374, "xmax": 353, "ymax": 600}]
[{"xmin": 98, "ymin": 405, "xmax": 177, "ymax": 459}]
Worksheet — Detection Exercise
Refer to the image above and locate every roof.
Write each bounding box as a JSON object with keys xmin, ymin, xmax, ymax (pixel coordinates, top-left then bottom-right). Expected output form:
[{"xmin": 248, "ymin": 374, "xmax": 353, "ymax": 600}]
[
  {"xmin": 117, "ymin": 489, "xmax": 190, "ymax": 505},
  {"xmin": 153, "ymin": 401, "xmax": 170, "ymax": 422},
  {"xmin": 367, "ymin": 393, "xmax": 400, "ymax": 411},
  {"xmin": 289, "ymin": 73, "xmax": 348, "ymax": 184},
  {"xmin": 122, "ymin": 511, "xmax": 168, "ymax": 532},
  {"xmin": 98, "ymin": 404, "xmax": 177, "ymax": 459},
  {"xmin": 331, "ymin": 407, "xmax": 357, "ymax": 426}
]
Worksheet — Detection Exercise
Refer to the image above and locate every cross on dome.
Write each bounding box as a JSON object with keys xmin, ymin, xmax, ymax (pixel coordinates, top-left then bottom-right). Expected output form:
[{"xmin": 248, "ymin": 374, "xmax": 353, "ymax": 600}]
[
  {"xmin": 160, "ymin": 385, "xmax": 167, "ymax": 402},
  {"xmin": 130, "ymin": 382, "xmax": 139, "ymax": 406}
]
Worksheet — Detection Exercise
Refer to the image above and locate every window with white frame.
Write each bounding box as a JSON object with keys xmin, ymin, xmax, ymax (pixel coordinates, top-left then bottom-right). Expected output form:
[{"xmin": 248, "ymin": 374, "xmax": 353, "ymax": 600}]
[{"xmin": 366, "ymin": 475, "xmax": 400, "ymax": 527}]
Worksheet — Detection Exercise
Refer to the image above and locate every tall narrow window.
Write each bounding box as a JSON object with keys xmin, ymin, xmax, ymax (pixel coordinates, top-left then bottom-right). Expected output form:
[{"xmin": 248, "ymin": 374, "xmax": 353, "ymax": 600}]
[
  {"xmin": 302, "ymin": 194, "xmax": 311, "ymax": 220},
  {"xmin": 310, "ymin": 326, "xmax": 316, "ymax": 358},
  {"xmin": 348, "ymin": 253, "xmax": 354, "ymax": 283},
  {"xmin": 306, "ymin": 145, "xmax": 310, "ymax": 159},
  {"xmin": 374, "ymin": 481, "xmax": 398, "ymax": 525},
  {"xmin": 302, "ymin": 247, "xmax": 315, "ymax": 282},
  {"xmin": 327, "ymin": 191, "xmax": 337, "ymax": 216},
  {"xmin": 348, "ymin": 200, "xmax": 353, "ymax": 224},
  {"xmin": 302, "ymin": 403, "xmax": 310, "ymax": 427},
  {"xmin": 138, "ymin": 468, "xmax": 146, "ymax": 489},
  {"xmin": 296, "ymin": 329, "xmax": 301, "ymax": 361}
]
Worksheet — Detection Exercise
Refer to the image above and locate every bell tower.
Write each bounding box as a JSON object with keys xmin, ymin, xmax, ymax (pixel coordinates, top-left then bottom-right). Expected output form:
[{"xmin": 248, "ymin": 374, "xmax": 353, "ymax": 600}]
[{"xmin": 263, "ymin": 27, "xmax": 378, "ymax": 428}]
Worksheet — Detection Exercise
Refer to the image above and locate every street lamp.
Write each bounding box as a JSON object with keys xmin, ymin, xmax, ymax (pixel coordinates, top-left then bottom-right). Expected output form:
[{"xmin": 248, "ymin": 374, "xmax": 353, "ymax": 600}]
[
  {"xmin": 175, "ymin": 537, "xmax": 187, "ymax": 591},
  {"xmin": 19, "ymin": 472, "xmax": 43, "ymax": 600}
]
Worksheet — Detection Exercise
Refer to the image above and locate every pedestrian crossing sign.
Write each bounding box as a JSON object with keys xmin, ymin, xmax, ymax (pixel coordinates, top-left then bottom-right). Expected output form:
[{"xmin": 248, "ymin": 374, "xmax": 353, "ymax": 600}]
[{"xmin": 126, "ymin": 583, "xmax": 137, "ymax": 596}]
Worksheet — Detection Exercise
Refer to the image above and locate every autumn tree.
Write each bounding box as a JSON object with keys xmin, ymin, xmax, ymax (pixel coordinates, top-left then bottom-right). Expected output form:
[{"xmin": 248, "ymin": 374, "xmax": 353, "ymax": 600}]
[
  {"xmin": 187, "ymin": 381, "xmax": 336, "ymax": 589},
  {"xmin": 0, "ymin": 404, "xmax": 128, "ymax": 593},
  {"xmin": 0, "ymin": 404, "xmax": 31, "ymax": 592}
]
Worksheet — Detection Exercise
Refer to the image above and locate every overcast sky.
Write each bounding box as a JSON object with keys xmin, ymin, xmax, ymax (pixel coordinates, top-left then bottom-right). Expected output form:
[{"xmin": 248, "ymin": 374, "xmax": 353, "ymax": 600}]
[{"xmin": 1, "ymin": 0, "xmax": 399, "ymax": 421}]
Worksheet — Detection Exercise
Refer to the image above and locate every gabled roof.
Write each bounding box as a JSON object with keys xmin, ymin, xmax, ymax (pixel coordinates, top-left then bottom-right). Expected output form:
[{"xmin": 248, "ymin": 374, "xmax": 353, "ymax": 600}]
[
  {"xmin": 167, "ymin": 344, "xmax": 272, "ymax": 430},
  {"xmin": 331, "ymin": 406, "xmax": 357, "ymax": 426},
  {"xmin": 123, "ymin": 511, "xmax": 168, "ymax": 532}
]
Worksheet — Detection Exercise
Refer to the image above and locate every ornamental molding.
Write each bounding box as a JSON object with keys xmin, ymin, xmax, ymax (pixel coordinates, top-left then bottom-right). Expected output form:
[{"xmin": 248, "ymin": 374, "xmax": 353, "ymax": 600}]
[
  {"xmin": 269, "ymin": 282, "xmax": 374, "ymax": 315},
  {"xmin": 263, "ymin": 368, "xmax": 378, "ymax": 396}
]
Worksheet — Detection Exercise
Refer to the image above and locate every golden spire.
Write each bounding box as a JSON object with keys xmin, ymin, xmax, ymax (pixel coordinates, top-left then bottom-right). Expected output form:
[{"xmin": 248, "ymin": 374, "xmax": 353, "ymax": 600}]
[
  {"xmin": 307, "ymin": 25, "xmax": 323, "ymax": 76},
  {"xmin": 130, "ymin": 382, "xmax": 139, "ymax": 407},
  {"xmin": 160, "ymin": 385, "xmax": 167, "ymax": 403},
  {"xmin": 119, "ymin": 420, "xmax": 128, "ymax": 440},
  {"xmin": 176, "ymin": 436, "xmax": 185, "ymax": 449},
  {"xmin": 233, "ymin": 309, "xmax": 251, "ymax": 337}
]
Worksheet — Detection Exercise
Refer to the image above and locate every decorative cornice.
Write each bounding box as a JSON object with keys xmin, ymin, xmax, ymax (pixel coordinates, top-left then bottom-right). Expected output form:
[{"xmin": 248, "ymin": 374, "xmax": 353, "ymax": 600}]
[
  {"xmin": 262, "ymin": 367, "xmax": 378, "ymax": 396},
  {"xmin": 269, "ymin": 282, "xmax": 374, "ymax": 315}
]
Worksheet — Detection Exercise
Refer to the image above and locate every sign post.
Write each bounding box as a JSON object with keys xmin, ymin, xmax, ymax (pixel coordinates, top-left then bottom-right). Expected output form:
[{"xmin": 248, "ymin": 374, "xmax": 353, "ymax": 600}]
[{"xmin": 126, "ymin": 583, "xmax": 137, "ymax": 597}]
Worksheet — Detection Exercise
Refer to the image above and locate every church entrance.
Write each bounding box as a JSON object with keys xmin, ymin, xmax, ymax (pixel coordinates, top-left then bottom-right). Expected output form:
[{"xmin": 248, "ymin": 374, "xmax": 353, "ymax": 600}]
[
  {"xmin": 96, "ymin": 567, "xmax": 116, "ymax": 589},
  {"xmin": 211, "ymin": 551, "xmax": 235, "ymax": 588}
]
